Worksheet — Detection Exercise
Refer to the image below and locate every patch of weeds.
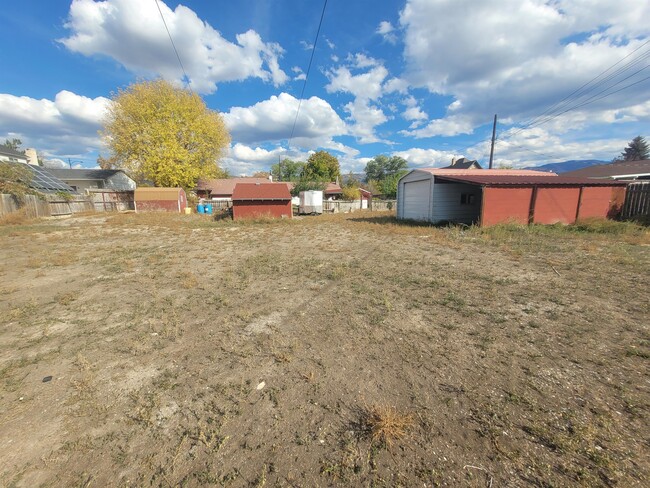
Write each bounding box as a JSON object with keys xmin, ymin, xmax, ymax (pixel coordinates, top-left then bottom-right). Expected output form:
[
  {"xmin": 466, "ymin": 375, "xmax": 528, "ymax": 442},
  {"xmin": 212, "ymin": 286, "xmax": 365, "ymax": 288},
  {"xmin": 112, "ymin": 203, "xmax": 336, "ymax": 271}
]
[
  {"xmin": 625, "ymin": 348, "xmax": 649, "ymax": 359},
  {"xmin": 8, "ymin": 298, "xmax": 38, "ymax": 325},
  {"xmin": 439, "ymin": 291, "xmax": 469, "ymax": 313},
  {"xmin": 179, "ymin": 271, "xmax": 198, "ymax": 289},
  {"xmin": 353, "ymin": 403, "xmax": 414, "ymax": 448},
  {"xmin": 55, "ymin": 292, "xmax": 77, "ymax": 306}
]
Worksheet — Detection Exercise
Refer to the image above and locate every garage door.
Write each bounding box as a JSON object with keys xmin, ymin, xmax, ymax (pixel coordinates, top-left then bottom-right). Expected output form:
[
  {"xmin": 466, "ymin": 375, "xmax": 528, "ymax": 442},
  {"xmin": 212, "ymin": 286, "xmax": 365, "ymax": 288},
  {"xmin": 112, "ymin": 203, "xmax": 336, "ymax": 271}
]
[{"xmin": 403, "ymin": 179, "xmax": 431, "ymax": 221}]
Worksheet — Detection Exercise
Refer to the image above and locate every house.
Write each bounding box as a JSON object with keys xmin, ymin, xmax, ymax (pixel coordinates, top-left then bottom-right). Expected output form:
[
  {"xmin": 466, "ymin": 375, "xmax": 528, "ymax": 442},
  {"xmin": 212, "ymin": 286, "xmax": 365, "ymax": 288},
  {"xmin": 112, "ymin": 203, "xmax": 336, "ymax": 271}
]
[
  {"xmin": 562, "ymin": 160, "xmax": 650, "ymax": 180},
  {"xmin": 196, "ymin": 177, "xmax": 275, "ymax": 200},
  {"xmin": 397, "ymin": 168, "xmax": 627, "ymax": 226},
  {"xmin": 134, "ymin": 187, "xmax": 187, "ymax": 213},
  {"xmin": 0, "ymin": 147, "xmax": 28, "ymax": 164},
  {"xmin": 231, "ymin": 183, "xmax": 292, "ymax": 220},
  {"xmin": 441, "ymin": 157, "xmax": 482, "ymax": 170},
  {"xmin": 44, "ymin": 168, "xmax": 136, "ymax": 192},
  {"xmin": 324, "ymin": 182, "xmax": 343, "ymax": 199}
]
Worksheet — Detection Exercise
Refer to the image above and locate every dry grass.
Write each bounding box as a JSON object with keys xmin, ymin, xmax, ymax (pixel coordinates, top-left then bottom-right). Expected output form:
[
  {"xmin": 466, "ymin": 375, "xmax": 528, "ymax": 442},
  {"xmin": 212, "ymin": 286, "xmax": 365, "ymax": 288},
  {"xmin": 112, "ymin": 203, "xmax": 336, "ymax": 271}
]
[
  {"xmin": 0, "ymin": 211, "xmax": 648, "ymax": 487},
  {"xmin": 0, "ymin": 208, "xmax": 33, "ymax": 226},
  {"xmin": 356, "ymin": 403, "xmax": 414, "ymax": 448}
]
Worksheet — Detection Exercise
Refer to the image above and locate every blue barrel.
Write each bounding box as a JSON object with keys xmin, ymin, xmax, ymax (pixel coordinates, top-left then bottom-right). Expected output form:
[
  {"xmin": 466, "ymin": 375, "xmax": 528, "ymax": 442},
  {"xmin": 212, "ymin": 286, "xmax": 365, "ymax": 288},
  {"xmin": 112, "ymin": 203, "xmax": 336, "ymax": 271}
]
[
  {"xmin": 197, "ymin": 204, "xmax": 204, "ymax": 214},
  {"xmin": 204, "ymin": 204, "xmax": 213, "ymax": 215}
]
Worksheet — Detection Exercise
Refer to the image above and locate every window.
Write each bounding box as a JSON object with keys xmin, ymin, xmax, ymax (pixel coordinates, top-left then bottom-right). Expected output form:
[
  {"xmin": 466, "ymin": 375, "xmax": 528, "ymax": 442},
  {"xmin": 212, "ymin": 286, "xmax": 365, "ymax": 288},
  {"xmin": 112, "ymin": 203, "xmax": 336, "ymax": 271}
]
[{"xmin": 460, "ymin": 193, "xmax": 475, "ymax": 205}]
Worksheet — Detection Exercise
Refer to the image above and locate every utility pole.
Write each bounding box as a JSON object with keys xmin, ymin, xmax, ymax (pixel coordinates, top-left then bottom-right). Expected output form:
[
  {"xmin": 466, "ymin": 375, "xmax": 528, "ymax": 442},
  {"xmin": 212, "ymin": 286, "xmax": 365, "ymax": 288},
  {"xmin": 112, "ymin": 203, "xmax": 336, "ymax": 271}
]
[{"xmin": 488, "ymin": 114, "xmax": 497, "ymax": 169}]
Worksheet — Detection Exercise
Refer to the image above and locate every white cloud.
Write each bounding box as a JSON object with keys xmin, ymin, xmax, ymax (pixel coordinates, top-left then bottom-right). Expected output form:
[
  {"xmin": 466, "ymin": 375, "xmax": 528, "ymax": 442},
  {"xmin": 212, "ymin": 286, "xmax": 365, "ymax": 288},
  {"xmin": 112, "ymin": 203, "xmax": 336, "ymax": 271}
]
[
  {"xmin": 343, "ymin": 99, "xmax": 390, "ymax": 144},
  {"xmin": 402, "ymin": 95, "xmax": 427, "ymax": 124},
  {"xmin": 398, "ymin": 0, "xmax": 650, "ymax": 137},
  {"xmin": 392, "ymin": 148, "xmax": 460, "ymax": 168},
  {"xmin": 60, "ymin": 0, "xmax": 288, "ymax": 94},
  {"xmin": 376, "ymin": 21, "xmax": 397, "ymax": 44},
  {"xmin": 223, "ymin": 92, "xmax": 347, "ymax": 149},
  {"xmin": 291, "ymin": 66, "xmax": 307, "ymax": 81},
  {"xmin": 404, "ymin": 114, "xmax": 475, "ymax": 138},
  {"xmin": 325, "ymin": 64, "xmax": 389, "ymax": 101},
  {"xmin": 0, "ymin": 90, "xmax": 109, "ymax": 159}
]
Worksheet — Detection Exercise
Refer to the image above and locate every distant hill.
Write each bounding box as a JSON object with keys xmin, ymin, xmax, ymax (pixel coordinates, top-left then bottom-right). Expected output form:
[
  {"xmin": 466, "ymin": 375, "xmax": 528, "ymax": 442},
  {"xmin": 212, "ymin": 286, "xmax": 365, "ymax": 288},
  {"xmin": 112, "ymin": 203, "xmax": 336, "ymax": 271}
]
[
  {"xmin": 523, "ymin": 159, "xmax": 608, "ymax": 173},
  {"xmin": 341, "ymin": 172, "xmax": 366, "ymax": 184}
]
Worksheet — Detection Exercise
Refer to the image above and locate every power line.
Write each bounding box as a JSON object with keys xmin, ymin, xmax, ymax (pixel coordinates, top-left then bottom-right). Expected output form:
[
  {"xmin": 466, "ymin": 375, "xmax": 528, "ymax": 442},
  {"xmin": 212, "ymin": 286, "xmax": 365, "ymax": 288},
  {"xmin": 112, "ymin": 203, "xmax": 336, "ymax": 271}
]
[
  {"xmin": 521, "ymin": 61, "xmax": 650, "ymax": 132},
  {"xmin": 287, "ymin": 0, "xmax": 328, "ymax": 149},
  {"xmin": 153, "ymin": 0, "xmax": 193, "ymax": 93},
  {"xmin": 508, "ymin": 40, "xmax": 650, "ymax": 137}
]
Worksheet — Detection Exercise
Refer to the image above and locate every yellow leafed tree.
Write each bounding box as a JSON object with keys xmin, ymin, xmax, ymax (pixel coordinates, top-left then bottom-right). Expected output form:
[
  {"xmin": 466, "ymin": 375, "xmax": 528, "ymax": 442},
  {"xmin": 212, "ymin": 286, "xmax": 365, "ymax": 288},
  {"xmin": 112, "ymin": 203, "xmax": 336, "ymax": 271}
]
[{"xmin": 101, "ymin": 80, "xmax": 230, "ymax": 189}]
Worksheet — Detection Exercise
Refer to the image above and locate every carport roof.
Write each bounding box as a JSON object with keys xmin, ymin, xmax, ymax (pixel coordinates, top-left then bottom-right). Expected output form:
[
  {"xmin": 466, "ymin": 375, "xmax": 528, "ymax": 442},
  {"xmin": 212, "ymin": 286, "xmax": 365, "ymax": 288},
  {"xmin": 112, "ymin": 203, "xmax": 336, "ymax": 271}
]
[
  {"xmin": 434, "ymin": 174, "xmax": 629, "ymax": 186},
  {"xmin": 414, "ymin": 168, "xmax": 555, "ymax": 176}
]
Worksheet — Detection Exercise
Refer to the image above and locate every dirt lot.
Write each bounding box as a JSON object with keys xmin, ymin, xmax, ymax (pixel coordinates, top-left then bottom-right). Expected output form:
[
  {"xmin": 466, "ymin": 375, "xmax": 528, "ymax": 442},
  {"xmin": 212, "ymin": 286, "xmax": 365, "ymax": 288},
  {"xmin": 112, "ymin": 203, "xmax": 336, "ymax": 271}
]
[{"xmin": 1, "ymin": 212, "xmax": 649, "ymax": 487}]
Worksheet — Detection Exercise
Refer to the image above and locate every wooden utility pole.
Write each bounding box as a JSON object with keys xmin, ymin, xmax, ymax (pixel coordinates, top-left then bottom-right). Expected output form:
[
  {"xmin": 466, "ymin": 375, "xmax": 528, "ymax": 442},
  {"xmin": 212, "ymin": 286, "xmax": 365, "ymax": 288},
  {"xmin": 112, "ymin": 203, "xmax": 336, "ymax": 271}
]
[{"xmin": 488, "ymin": 114, "xmax": 497, "ymax": 169}]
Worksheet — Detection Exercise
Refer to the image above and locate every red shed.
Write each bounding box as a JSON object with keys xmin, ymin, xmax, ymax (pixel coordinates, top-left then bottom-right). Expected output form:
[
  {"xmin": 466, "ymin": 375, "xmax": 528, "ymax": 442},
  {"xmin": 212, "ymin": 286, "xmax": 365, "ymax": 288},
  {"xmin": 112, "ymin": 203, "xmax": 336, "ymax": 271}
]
[
  {"xmin": 134, "ymin": 187, "xmax": 187, "ymax": 213},
  {"xmin": 231, "ymin": 183, "xmax": 292, "ymax": 220},
  {"xmin": 434, "ymin": 174, "xmax": 627, "ymax": 226},
  {"xmin": 397, "ymin": 169, "xmax": 627, "ymax": 226}
]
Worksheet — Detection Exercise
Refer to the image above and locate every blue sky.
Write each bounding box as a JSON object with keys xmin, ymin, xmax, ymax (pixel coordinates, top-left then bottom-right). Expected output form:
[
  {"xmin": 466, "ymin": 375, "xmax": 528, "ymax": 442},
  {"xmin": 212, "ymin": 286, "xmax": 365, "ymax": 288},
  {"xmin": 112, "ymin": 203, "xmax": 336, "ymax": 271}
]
[{"xmin": 0, "ymin": 0, "xmax": 649, "ymax": 174}]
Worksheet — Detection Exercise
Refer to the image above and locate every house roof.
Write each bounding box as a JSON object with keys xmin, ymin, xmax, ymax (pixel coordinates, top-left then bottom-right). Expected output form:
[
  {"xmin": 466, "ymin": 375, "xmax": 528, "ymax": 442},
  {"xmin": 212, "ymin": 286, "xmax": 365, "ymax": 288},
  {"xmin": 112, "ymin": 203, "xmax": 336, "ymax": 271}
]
[
  {"xmin": 45, "ymin": 168, "xmax": 127, "ymax": 181},
  {"xmin": 196, "ymin": 177, "xmax": 278, "ymax": 195},
  {"xmin": 562, "ymin": 160, "xmax": 650, "ymax": 179},
  {"xmin": 232, "ymin": 183, "xmax": 291, "ymax": 201},
  {"xmin": 0, "ymin": 147, "xmax": 28, "ymax": 160},
  {"xmin": 324, "ymin": 182, "xmax": 343, "ymax": 194},
  {"xmin": 434, "ymin": 174, "xmax": 629, "ymax": 187},
  {"xmin": 441, "ymin": 157, "xmax": 483, "ymax": 169}
]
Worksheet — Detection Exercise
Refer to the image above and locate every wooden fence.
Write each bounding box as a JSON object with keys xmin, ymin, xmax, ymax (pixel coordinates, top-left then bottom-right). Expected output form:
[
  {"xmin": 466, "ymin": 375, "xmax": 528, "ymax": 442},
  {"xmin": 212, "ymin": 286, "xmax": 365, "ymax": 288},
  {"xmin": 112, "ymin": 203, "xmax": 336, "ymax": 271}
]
[
  {"xmin": 87, "ymin": 189, "xmax": 134, "ymax": 212},
  {"xmin": 621, "ymin": 181, "xmax": 650, "ymax": 221},
  {"xmin": 47, "ymin": 195, "xmax": 95, "ymax": 216},
  {"xmin": 0, "ymin": 194, "xmax": 51, "ymax": 218}
]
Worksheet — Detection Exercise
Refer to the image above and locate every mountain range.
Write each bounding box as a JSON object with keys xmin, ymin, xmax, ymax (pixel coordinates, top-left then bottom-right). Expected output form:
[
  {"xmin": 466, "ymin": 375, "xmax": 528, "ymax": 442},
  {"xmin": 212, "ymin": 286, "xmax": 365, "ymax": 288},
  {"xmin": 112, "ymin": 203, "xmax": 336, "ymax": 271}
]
[{"xmin": 522, "ymin": 159, "xmax": 608, "ymax": 173}]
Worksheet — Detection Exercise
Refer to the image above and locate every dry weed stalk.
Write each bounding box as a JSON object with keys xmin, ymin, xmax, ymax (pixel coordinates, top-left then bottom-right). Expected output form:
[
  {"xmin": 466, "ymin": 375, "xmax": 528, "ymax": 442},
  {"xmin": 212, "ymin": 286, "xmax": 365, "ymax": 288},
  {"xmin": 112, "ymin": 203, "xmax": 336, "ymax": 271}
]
[{"xmin": 359, "ymin": 403, "xmax": 414, "ymax": 448}]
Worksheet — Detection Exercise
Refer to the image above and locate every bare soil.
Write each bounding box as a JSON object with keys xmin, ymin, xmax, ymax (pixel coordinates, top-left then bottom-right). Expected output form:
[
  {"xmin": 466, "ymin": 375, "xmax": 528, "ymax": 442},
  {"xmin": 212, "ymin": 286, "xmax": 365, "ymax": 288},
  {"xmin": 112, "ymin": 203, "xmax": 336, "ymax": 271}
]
[{"xmin": 1, "ymin": 212, "xmax": 649, "ymax": 487}]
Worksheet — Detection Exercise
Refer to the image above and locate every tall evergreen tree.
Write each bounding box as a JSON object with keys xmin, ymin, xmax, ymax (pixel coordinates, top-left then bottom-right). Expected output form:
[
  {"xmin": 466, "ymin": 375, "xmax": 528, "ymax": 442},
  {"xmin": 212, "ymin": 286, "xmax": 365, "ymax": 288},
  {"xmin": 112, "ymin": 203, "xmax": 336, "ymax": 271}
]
[{"xmin": 616, "ymin": 136, "xmax": 649, "ymax": 162}]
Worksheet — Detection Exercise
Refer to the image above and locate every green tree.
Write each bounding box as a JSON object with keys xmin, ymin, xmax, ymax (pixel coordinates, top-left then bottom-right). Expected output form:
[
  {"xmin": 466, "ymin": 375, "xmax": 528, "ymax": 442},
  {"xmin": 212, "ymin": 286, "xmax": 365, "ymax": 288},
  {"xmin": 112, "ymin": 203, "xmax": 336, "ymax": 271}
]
[
  {"xmin": 365, "ymin": 155, "xmax": 408, "ymax": 198},
  {"xmin": 101, "ymin": 79, "xmax": 230, "ymax": 189},
  {"xmin": 379, "ymin": 173, "xmax": 403, "ymax": 199},
  {"xmin": 364, "ymin": 154, "xmax": 408, "ymax": 181},
  {"xmin": 1, "ymin": 138, "xmax": 23, "ymax": 152},
  {"xmin": 271, "ymin": 158, "xmax": 305, "ymax": 181},
  {"xmin": 290, "ymin": 179, "xmax": 326, "ymax": 197},
  {"xmin": 303, "ymin": 151, "xmax": 340, "ymax": 182},
  {"xmin": 616, "ymin": 136, "xmax": 649, "ymax": 162}
]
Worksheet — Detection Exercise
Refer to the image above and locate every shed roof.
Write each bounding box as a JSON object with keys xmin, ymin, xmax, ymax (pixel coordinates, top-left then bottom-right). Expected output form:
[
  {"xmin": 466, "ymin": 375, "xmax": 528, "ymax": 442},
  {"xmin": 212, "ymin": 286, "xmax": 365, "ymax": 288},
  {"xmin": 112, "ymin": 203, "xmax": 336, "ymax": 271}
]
[
  {"xmin": 434, "ymin": 174, "xmax": 629, "ymax": 187},
  {"xmin": 134, "ymin": 187, "xmax": 184, "ymax": 201},
  {"xmin": 197, "ymin": 177, "xmax": 291, "ymax": 195},
  {"xmin": 232, "ymin": 183, "xmax": 291, "ymax": 201},
  {"xmin": 562, "ymin": 160, "xmax": 650, "ymax": 179}
]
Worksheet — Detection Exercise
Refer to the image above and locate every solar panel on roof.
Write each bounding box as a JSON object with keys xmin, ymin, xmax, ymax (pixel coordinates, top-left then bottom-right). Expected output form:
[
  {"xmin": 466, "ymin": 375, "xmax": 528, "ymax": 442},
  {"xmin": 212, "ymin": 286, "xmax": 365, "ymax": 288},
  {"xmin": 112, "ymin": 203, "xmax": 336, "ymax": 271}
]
[
  {"xmin": 1, "ymin": 162, "xmax": 76, "ymax": 193},
  {"xmin": 28, "ymin": 165, "xmax": 76, "ymax": 192}
]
